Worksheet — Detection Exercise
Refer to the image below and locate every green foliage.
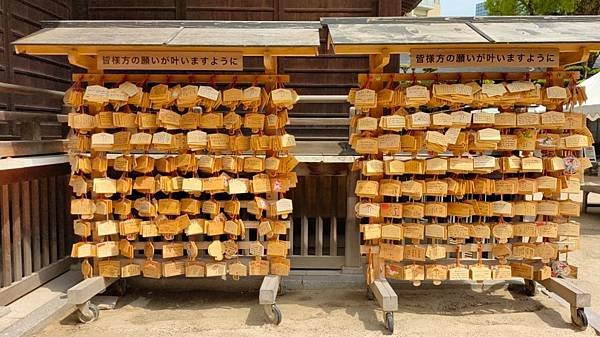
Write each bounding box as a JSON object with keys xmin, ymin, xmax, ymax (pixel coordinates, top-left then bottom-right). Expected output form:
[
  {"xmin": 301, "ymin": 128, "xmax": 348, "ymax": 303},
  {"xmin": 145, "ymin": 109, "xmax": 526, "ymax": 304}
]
[
  {"xmin": 485, "ymin": 0, "xmax": 576, "ymax": 15},
  {"xmin": 484, "ymin": 0, "xmax": 600, "ymax": 79}
]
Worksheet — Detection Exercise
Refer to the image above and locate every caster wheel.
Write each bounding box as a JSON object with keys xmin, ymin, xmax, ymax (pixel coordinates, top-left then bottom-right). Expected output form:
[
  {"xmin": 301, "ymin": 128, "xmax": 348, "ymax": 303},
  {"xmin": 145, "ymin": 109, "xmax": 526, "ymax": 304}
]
[
  {"xmin": 264, "ymin": 304, "xmax": 282, "ymax": 325},
  {"xmin": 571, "ymin": 307, "xmax": 588, "ymax": 330},
  {"xmin": 367, "ymin": 287, "xmax": 374, "ymax": 300},
  {"xmin": 524, "ymin": 280, "xmax": 537, "ymax": 297},
  {"xmin": 77, "ymin": 303, "xmax": 99, "ymax": 324},
  {"xmin": 384, "ymin": 312, "xmax": 394, "ymax": 334}
]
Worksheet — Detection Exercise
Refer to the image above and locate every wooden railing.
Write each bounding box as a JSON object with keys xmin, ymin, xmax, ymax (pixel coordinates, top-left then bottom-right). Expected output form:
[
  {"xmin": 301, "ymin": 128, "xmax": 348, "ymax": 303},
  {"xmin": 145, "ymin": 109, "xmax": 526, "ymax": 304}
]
[
  {"xmin": 0, "ymin": 82, "xmax": 67, "ymax": 158},
  {"xmin": 0, "ymin": 162, "xmax": 73, "ymax": 305}
]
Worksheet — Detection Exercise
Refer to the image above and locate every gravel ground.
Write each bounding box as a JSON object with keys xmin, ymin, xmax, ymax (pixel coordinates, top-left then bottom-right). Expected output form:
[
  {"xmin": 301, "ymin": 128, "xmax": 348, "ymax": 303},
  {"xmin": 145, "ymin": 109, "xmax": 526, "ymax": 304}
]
[{"xmin": 33, "ymin": 196, "xmax": 600, "ymax": 337}]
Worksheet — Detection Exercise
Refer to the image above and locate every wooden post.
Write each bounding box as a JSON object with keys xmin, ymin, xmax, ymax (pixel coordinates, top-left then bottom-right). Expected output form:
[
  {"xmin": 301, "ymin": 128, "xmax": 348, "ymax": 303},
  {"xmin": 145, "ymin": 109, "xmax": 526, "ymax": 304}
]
[
  {"xmin": 10, "ymin": 182, "xmax": 22, "ymax": 282},
  {"xmin": 366, "ymin": 52, "xmax": 390, "ymax": 280},
  {"xmin": 48, "ymin": 177, "xmax": 57, "ymax": 263},
  {"xmin": 21, "ymin": 181, "xmax": 32, "ymax": 276},
  {"xmin": 40, "ymin": 177, "xmax": 50, "ymax": 267},
  {"xmin": 31, "ymin": 179, "xmax": 41, "ymax": 272},
  {"xmin": 2, "ymin": 184, "xmax": 11, "ymax": 287},
  {"xmin": 344, "ymin": 168, "xmax": 361, "ymax": 270},
  {"xmin": 344, "ymin": 105, "xmax": 361, "ymax": 271}
]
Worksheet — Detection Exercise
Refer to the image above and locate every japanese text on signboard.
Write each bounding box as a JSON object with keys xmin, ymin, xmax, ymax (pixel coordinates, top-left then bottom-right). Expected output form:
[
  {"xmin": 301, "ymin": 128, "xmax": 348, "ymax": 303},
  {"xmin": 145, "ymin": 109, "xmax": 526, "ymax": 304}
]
[
  {"xmin": 410, "ymin": 48, "xmax": 559, "ymax": 68},
  {"xmin": 97, "ymin": 51, "xmax": 243, "ymax": 71}
]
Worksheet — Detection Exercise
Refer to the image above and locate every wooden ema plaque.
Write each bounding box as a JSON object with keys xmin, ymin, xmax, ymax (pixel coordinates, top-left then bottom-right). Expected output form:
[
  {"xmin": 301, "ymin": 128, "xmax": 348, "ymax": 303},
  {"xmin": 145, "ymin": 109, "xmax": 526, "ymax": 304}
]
[{"xmin": 511, "ymin": 263, "xmax": 534, "ymax": 280}]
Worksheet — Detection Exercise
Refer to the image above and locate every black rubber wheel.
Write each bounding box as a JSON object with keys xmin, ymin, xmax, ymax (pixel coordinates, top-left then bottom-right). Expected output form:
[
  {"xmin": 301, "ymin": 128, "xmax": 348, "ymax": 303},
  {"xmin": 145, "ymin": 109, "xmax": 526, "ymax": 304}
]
[
  {"xmin": 524, "ymin": 280, "xmax": 537, "ymax": 297},
  {"xmin": 77, "ymin": 303, "xmax": 99, "ymax": 324},
  {"xmin": 384, "ymin": 312, "xmax": 394, "ymax": 334},
  {"xmin": 269, "ymin": 304, "xmax": 282, "ymax": 325},
  {"xmin": 572, "ymin": 308, "xmax": 588, "ymax": 330}
]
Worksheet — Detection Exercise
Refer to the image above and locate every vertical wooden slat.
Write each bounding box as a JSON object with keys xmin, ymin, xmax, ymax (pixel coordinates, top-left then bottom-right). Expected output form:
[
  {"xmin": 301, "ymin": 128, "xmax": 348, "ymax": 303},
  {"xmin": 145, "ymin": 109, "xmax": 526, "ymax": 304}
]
[
  {"xmin": 65, "ymin": 177, "xmax": 73, "ymax": 254},
  {"xmin": 243, "ymin": 227, "xmax": 250, "ymax": 256},
  {"xmin": 288, "ymin": 217, "xmax": 294, "ymax": 256},
  {"xmin": 48, "ymin": 177, "xmax": 57, "ymax": 263},
  {"xmin": 31, "ymin": 179, "xmax": 41, "ymax": 272},
  {"xmin": 175, "ymin": 0, "xmax": 186, "ymax": 19},
  {"xmin": 21, "ymin": 181, "xmax": 32, "ymax": 276},
  {"xmin": 301, "ymin": 215, "xmax": 308, "ymax": 256},
  {"xmin": 330, "ymin": 216, "xmax": 337, "ymax": 256},
  {"xmin": 10, "ymin": 182, "xmax": 22, "ymax": 282},
  {"xmin": 1, "ymin": 0, "xmax": 14, "ymax": 110},
  {"xmin": 345, "ymin": 169, "xmax": 361, "ymax": 268},
  {"xmin": 56, "ymin": 176, "xmax": 66, "ymax": 259},
  {"xmin": 2, "ymin": 184, "xmax": 12, "ymax": 286},
  {"xmin": 316, "ymin": 216, "xmax": 323, "ymax": 256},
  {"xmin": 40, "ymin": 177, "xmax": 50, "ymax": 267}
]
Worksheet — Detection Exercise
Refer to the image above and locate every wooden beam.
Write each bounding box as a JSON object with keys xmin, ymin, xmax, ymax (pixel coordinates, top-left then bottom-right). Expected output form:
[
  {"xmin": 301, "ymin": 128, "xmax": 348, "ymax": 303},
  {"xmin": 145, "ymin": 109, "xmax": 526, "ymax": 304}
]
[
  {"xmin": 540, "ymin": 277, "xmax": 591, "ymax": 308},
  {"xmin": 369, "ymin": 49, "xmax": 390, "ymax": 73},
  {"xmin": 0, "ymin": 163, "xmax": 70, "ymax": 185},
  {"xmin": 67, "ymin": 276, "xmax": 117, "ymax": 305},
  {"xmin": 263, "ymin": 53, "xmax": 278, "ymax": 74},
  {"xmin": 68, "ymin": 52, "xmax": 97, "ymax": 71},
  {"xmin": 559, "ymin": 47, "xmax": 590, "ymax": 67},
  {"xmin": 0, "ymin": 111, "xmax": 65, "ymax": 122},
  {"xmin": 357, "ymin": 71, "xmax": 578, "ymax": 85},
  {"xmin": 17, "ymin": 45, "xmax": 319, "ymax": 57},
  {"xmin": 72, "ymin": 73, "xmax": 289, "ymax": 84},
  {"xmin": 290, "ymin": 256, "xmax": 345, "ymax": 269},
  {"xmin": 289, "ymin": 117, "xmax": 349, "ymax": 126},
  {"xmin": 0, "ymin": 140, "xmax": 67, "ymax": 158}
]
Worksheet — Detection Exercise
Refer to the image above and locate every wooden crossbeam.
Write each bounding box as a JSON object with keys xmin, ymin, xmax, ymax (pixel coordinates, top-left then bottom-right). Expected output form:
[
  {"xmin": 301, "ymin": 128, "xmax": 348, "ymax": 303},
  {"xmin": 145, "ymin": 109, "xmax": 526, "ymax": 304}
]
[
  {"xmin": 72, "ymin": 73, "xmax": 290, "ymax": 84},
  {"xmin": 358, "ymin": 71, "xmax": 578, "ymax": 85}
]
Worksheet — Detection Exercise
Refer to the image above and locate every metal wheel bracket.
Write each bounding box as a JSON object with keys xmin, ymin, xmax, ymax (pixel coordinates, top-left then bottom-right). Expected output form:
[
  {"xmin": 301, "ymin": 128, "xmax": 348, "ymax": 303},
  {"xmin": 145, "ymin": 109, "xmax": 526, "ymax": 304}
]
[
  {"xmin": 384, "ymin": 311, "xmax": 394, "ymax": 333},
  {"xmin": 76, "ymin": 301, "xmax": 99, "ymax": 324},
  {"xmin": 264, "ymin": 303, "xmax": 282, "ymax": 325},
  {"xmin": 570, "ymin": 307, "xmax": 588, "ymax": 330}
]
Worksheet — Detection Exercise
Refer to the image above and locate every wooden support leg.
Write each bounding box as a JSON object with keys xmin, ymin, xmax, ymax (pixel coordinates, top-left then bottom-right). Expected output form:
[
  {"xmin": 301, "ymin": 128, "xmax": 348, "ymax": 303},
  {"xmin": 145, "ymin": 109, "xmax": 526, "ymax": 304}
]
[
  {"xmin": 67, "ymin": 276, "xmax": 116, "ymax": 306},
  {"xmin": 540, "ymin": 277, "xmax": 591, "ymax": 329},
  {"xmin": 260, "ymin": 275, "xmax": 282, "ymax": 325},
  {"xmin": 583, "ymin": 191, "xmax": 589, "ymax": 214},
  {"xmin": 369, "ymin": 279, "xmax": 398, "ymax": 312},
  {"xmin": 540, "ymin": 277, "xmax": 591, "ymax": 309},
  {"xmin": 369, "ymin": 278, "xmax": 397, "ymax": 333},
  {"xmin": 259, "ymin": 275, "xmax": 280, "ymax": 305}
]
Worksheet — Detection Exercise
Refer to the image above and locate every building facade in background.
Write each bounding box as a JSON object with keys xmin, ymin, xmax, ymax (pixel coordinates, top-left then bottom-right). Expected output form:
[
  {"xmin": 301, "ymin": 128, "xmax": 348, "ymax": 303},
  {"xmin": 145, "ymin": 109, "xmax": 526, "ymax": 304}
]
[
  {"xmin": 408, "ymin": 0, "xmax": 441, "ymax": 17},
  {"xmin": 476, "ymin": 2, "xmax": 489, "ymax": 16}
]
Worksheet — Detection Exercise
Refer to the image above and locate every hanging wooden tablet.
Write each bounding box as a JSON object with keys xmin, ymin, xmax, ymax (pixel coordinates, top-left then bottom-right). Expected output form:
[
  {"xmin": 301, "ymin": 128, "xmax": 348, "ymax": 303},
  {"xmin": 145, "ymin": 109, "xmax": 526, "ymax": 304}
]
[
  {"xmin": 511, "ymin": 263, "xmax": 534, "ymax": 280},
  {"xmin": 492, "ymin": 265, "xmax": 512, "ymax": 280},
  {"xmin": 403, "ymin": 264, "xmax": 425, "ymax": 284},
  {"xmin": 426, "ymin": 264, "xmax": 448, "ymax": 284},
  {"xmin": 379, "ymin": 243, "xmax": 403, "ymax": 262},
  {"xmin": 270, "ymin": 257, "xmax": 291, "ymax": 276}
]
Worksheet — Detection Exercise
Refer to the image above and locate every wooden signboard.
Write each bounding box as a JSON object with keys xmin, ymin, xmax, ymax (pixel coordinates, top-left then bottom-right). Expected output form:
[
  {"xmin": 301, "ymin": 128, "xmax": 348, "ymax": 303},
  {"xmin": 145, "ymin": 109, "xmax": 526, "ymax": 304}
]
[
  {"xmin": 410, "ymin": 48, "xmax": 559, "ymax": 68},
  {"xmin": 97, "ymin": 51, "xmax": 243, "ymax": 71}
]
